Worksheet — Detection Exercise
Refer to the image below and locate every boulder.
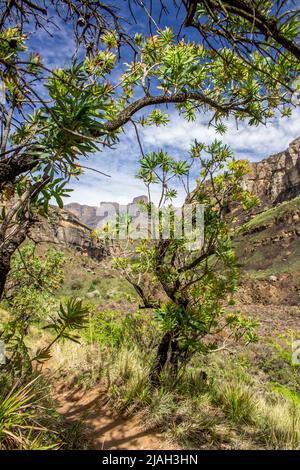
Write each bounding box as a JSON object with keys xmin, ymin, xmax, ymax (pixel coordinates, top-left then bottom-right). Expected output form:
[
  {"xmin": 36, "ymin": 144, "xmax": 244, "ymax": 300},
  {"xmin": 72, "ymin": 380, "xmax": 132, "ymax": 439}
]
[{"xmin": 86, "ymin": 290, "xmax": 100, "ymax": 299}]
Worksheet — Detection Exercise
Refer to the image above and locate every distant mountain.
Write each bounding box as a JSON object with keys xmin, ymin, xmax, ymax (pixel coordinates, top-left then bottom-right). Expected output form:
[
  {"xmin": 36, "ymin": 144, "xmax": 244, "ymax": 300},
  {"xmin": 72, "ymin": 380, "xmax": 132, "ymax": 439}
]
[
  {"xmin": 65, "ymin": 139, "xmax": 300, "ymax": 228},
  {"xmin": 65, "ymin": 195, "xmax": 148, "ymax": 229}
]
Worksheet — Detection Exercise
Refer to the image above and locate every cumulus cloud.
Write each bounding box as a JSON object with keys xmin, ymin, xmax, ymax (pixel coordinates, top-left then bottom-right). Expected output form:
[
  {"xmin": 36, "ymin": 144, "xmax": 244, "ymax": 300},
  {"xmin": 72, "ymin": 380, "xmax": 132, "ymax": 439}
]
[
  {"xmin": 67, "ymin": 151, "xmax": 186, "ymax": 207},
  {"xmin": 64, "ymin": 106, "xmax": 300, "ymax": 207},
  {"xmin": 140, "ymin": 107, "xmax": 300, "ymax": 160}
]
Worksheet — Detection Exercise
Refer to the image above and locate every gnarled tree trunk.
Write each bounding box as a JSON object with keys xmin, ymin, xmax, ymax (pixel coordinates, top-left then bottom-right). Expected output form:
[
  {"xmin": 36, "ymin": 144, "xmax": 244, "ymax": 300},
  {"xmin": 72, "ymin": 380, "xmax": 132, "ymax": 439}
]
[
  {"xmin": 0, "ymin": 220, "xmax": 29, "ymax": 298},
  {"xmin": 149, "ymin": 331, "xmax": 181, "ymax": 386}
]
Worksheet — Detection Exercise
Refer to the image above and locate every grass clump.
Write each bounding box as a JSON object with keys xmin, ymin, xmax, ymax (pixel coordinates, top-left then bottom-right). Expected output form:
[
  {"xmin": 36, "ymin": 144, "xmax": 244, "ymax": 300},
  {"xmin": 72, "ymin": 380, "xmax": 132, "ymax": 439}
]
[
  {"xmin": 0, "ymin": 374, "xmax": 61, "ymax": 450},
  {"xmin": 212, "ymin": 381, "xmax": 258, "ymax": 424}
]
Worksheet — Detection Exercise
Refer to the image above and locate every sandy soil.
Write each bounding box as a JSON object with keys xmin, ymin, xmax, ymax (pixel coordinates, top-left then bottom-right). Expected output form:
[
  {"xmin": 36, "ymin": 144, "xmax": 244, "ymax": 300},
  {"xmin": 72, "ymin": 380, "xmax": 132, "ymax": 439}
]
[{"xmin": 52, "ymin": 383, "xmax": 177, "ymax": 450}]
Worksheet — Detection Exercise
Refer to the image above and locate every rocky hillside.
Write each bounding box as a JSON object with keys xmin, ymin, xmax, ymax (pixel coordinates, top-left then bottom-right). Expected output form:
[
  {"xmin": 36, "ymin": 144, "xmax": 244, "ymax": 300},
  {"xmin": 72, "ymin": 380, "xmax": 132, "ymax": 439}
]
[
  {"xmin": 29, "ymin": 206, "xmax": 107, "ymax": 261},
  {"xmin": 242, "ymin": 137, "xmax": 300, "ymax": 212},
  {"xmin": 235, "ymin": 195, "xmax": 300, "ymax": 305}
]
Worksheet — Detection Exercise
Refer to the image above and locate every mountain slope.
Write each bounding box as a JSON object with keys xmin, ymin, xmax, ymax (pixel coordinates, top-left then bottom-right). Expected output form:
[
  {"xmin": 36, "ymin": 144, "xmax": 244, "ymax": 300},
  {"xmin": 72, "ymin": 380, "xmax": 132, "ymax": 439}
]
[{"xmin": 234, "ymin": 196, "xmax": 300, "ymax": 304}]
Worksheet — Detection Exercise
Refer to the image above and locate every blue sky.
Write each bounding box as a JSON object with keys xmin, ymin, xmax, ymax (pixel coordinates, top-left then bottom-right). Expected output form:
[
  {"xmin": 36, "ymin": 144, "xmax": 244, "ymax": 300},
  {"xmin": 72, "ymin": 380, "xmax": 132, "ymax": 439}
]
[{"xmin": 25, "ymin": 1, "xmax": 300, "ymax": 207}]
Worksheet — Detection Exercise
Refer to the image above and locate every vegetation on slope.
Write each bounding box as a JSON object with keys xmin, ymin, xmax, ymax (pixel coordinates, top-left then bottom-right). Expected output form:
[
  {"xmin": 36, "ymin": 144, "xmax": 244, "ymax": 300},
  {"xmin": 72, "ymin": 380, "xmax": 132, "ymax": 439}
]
[
  {"xmin": 1, "ymin": 239, "xmax": 299, "ymax": 450},
  {"xmin": 234, "ymin": 196, "xmax": 300, "ymax": 283},
  {"xmin": 51, "ymin": 306, "xmax": 300, "ymax": 450},
  {"xmin": 240, "ymin": 196, "xmax": 300, "ymax": 235}
]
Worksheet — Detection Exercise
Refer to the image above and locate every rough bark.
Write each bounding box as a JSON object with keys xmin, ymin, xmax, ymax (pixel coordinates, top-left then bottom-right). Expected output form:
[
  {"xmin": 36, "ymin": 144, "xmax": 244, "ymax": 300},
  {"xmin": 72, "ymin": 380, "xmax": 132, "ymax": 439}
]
[
  {"xmin": 149, "ymin": 331, "xmax": 172, "ymax": 386},
  {"xmin": 0, "ymin": 220, "xmax": 29, "ymax": 298},
  {"xmin": 0, "ymin": 153, "xmax": 39, "ymax": 185}
]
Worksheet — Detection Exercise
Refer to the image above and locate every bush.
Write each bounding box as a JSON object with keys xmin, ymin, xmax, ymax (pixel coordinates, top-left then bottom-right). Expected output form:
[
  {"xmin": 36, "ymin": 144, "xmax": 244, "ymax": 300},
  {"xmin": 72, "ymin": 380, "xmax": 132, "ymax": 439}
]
[
  {"xmin": 70, "ymin": 280, "xmax": 83, "ymax": 291},
  {"xmin": 84, "ymin": 309, "xmax": 159, "ymax": 349}
]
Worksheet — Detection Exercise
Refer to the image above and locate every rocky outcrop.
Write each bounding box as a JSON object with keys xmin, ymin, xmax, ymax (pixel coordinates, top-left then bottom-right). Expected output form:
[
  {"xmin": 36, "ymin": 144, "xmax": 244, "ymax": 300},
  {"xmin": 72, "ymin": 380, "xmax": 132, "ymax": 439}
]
[
  {"xmin": 29, "ymin": 206, "xmax": 107, "ymax": 260},
  {"xmin": 243, "ymin": 137, "xmax": 300, "ymax": 211},
  {"xmin": 63, "ymin": 202, "xmax": 100, "ymax": 229},
  {"xmin": 65, "ymin": 195, "xmax": 148, "ymax": 229}
]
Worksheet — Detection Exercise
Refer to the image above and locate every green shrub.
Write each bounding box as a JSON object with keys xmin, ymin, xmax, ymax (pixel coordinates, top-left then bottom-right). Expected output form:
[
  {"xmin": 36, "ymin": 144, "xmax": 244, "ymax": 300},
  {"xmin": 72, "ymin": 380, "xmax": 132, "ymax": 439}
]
[{"xmin": 85, "ymin": 309, "xmax": 159, "ymax": 349}]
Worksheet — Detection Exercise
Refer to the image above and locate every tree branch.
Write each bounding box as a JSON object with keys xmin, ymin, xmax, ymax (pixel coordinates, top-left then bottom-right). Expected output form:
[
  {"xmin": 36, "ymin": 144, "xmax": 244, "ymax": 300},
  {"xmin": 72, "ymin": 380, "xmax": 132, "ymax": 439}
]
[
  {"xmin": 184, "ymin": 0, "xmax": 300, "ymax": 59},
  {"xmin": 0, "ymin": 91, "xmax": 252, "ymax": 185}
]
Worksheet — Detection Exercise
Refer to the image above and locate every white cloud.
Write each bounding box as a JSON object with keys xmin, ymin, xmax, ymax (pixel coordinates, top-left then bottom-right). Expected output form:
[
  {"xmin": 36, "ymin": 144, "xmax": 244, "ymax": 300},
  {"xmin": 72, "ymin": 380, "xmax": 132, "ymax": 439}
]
[
  {"xmin": 64, "ymin": 106, "xmax": 300, "ymax": 206},
  {"xmin": 66, "ymin": 163, "xmax": 186, "ymax": 207},
  {"xmin": 140, "ymin": 107, "xmax": 300, "ymax": 160}
]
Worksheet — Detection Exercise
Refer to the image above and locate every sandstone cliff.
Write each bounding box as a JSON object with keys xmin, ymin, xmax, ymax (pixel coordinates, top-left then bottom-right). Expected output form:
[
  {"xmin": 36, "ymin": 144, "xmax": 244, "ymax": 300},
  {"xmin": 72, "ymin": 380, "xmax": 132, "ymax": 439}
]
[
  {"xmin": 62, "ymin": 202, "xmax": 100, "ymax": 229},
  {"xmin": 243, "ymin": 137, "xmax": 300, "ymax": 211},
  {"xmin": 65, "ymin": 195, "xmax": 148, "ymax": 229},
  {"xmin": 29, "ymin": 206, "xmax": 106, "ymax": 260}
]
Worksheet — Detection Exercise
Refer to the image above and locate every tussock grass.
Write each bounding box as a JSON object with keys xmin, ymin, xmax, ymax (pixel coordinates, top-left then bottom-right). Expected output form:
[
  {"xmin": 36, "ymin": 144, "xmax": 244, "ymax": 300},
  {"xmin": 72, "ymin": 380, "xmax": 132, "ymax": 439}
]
[
  {"xmin": 257, "ymin": 397, "xmax": 300, "ymax": 449},
  {"xmin": 212, "ymin": 381, "xmax": 258, "ymax": 424},
  {"xmin": 0, "ymin": 376, "xmax": 61, "ymax": 450},
  {"xmin": 106, "ymin": 345, "xmax": 152, "ymax": 413}
]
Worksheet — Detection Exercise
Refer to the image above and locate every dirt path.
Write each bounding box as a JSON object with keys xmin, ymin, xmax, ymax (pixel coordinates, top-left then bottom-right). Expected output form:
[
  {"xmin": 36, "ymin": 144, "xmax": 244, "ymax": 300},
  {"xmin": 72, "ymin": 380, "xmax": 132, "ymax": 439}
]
[{"xmin": 53, "ymin": 383, "xmax": 175, "ymax": 450}]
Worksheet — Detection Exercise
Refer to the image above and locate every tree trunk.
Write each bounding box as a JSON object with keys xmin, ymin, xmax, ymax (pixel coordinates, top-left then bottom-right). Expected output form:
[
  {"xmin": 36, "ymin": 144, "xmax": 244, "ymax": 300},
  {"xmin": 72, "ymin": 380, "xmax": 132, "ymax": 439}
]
[
  {"xmin": 0, "ymin": 180, "xmax": 49, "ymax": 299},
  {"xmin": 169, "ymin": 337, "xmax": 180, "ymax": 379},
  {"xmin": 0, "ymin": 254, "xmax": 10, "ymax": 299},
  {"xmin": 149, "ymin": 331, "xmax": 172, "ymax": 386},
  {"xmin": 0, "ymin": 222, "xmax": 29, "ymax": 299}
]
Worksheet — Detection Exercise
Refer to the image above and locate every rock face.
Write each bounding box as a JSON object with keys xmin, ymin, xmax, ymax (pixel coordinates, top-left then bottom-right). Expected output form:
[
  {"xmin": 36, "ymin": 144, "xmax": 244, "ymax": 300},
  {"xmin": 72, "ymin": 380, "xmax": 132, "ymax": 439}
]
[
  {"xmin": 243, "ymin": 137, "xmax": 300, "ymax": 211},
  {"xmin": 63, "ymin": 202, "xmax": 100, "ymax": 229},
  {"xmin": 29, "ymin": 207, "xmax": 106, "ymax": 260},
  {"xmin": 65, "ymin": 195, "xmax": 149, "ymax": 229}
]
